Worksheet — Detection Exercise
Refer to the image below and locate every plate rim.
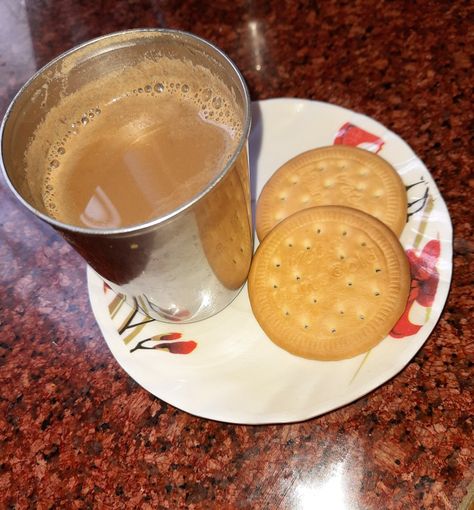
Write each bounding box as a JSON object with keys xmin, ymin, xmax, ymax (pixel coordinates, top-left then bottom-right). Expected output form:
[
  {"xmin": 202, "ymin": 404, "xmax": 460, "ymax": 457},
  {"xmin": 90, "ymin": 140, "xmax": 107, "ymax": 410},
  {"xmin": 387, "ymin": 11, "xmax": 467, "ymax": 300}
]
[{"xmin": 87, "ymin": 97, "xmax": 454, "ymax": 424}]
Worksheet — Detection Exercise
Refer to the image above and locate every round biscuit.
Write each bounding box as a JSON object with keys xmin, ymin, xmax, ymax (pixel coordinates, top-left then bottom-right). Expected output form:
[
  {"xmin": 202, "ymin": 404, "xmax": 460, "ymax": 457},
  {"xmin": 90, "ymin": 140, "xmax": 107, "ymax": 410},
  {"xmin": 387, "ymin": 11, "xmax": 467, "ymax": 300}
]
[
  {"xmin": 256, "ymin": 146, "xmax": 407, "ymax": 241},
  {"xmin": 248, "ymin": 206, "xmax": 411, "ymax": 360}
]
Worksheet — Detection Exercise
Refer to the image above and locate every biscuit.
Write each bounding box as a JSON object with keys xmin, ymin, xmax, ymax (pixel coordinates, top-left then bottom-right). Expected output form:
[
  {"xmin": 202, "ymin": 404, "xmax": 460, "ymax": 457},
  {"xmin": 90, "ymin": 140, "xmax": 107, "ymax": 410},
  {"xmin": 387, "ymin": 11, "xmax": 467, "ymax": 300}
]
[
  {"xmin": 256, "ymin": 146, "xmax": 407, "ymax": 240},
  {"xmin": 248, "ymin": 206, "xmax": 410, "ymax": 360}
]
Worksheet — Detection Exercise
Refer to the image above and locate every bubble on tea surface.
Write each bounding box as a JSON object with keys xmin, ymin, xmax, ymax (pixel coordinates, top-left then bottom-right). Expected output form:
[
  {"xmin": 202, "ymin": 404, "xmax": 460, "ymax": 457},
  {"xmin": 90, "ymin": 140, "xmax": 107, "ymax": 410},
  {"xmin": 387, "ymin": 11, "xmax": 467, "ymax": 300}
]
[
  {"xmin": 34, "ymin": 57, "xmax": 245, "ymax": 228},
  {"xmin": 50, "ymin": 159, "xmax": 60, "ymax": 169},
  {"xmin": 57, "ymin": 146, "xmax": 65, "ymax": 155},
  {"xmin": 202, "ymin": 88, "xmax": 212, "ymax": 102},
  {"xmin": 81, "ymin": 116, "xmax": 89, "ymax": 126},
  {"xmin": 95, "ymin": 107, "xmax": 101, "ymax": 115},
  {"xmin": 138, "ymin": 87, "xmax": 144, "ymax": 93}
]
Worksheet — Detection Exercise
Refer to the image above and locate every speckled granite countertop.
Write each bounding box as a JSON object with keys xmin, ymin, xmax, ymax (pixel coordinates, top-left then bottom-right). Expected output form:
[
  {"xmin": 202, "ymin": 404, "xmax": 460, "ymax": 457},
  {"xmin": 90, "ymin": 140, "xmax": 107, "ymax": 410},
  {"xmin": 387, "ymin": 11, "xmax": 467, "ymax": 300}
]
[{"xmin": 0, "ymin": 1, "xmax": 472, "ymax": 508}]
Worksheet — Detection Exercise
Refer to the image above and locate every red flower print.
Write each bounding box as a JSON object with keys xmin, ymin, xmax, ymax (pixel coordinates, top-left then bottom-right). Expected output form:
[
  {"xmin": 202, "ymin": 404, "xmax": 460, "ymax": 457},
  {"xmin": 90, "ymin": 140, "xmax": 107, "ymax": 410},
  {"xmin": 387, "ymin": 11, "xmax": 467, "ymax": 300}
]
[
  {"xmin": 390, "ymin": 240, "xmax": 441, "ymax": 338},
  {"xmin": 159, "ymin": 333, "xmax": 182, "ymax": 341},
  {"xmin": 405, "ymin": 240, "xmax": 440, "ymax": 307},
  {"xmin": 130, "ymin": 332, "xmax": 198, "ymax": 354},
  {"xmin": 333, "ymin": 122, "xmax": 385, "ymax": 153},
  {"xmin": 154, "ymin": 341, "xmax": 197, "ymax": 354}
]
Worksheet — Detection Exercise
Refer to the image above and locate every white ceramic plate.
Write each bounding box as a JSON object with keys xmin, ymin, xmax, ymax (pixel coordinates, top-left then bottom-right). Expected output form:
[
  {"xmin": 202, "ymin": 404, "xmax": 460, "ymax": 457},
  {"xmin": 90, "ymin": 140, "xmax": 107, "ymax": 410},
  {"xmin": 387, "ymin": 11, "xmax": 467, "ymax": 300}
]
[{"xmin": 88, "ymin": 98, "xmax": 453, "ymax": 424}]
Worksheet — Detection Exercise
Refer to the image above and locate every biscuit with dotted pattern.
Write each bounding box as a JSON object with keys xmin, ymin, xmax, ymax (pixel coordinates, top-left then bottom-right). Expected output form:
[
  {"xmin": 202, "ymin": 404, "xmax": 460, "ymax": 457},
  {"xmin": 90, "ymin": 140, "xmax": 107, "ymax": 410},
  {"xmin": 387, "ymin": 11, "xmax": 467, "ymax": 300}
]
[
  {"xmin": 256, "ymin": 146, "xmax": 407, "ymax": 241},
  {"xmin": 248, "ymin": 206, "xmax": 410, "ymax": 360}
]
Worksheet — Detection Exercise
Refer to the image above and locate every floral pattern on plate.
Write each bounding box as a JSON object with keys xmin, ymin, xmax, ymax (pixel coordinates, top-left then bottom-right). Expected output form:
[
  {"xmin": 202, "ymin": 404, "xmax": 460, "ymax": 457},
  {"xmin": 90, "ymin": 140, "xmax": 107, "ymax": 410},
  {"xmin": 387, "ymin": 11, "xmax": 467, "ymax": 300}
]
[{"xmin": 88, "ymin": 99, "xmax": 452, "ymax": 424}]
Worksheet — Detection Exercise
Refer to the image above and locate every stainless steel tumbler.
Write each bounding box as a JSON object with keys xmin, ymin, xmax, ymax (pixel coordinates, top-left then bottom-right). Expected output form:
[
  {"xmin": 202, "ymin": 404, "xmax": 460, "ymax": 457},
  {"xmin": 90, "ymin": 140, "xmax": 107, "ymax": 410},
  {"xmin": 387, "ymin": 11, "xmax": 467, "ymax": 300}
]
[{"xmin": 1, "ymin": 29, "xmax": 253, "ymax": 323}]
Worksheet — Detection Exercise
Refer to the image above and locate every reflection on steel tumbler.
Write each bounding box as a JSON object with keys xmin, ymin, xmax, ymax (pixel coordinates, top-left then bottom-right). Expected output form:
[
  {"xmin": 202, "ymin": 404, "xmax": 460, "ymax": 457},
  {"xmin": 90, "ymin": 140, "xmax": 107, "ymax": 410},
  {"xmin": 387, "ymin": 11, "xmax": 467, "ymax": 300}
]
[{"xmin": 0, "ymin": 29, "xmax": 253, "ymax": 323}]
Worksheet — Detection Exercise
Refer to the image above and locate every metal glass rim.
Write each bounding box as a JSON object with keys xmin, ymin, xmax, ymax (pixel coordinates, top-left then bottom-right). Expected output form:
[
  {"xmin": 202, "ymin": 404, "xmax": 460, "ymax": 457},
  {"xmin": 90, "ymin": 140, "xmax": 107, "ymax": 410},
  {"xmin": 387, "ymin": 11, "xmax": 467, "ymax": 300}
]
[{"xmin": 0, "ymin": 28, "xmax": 252, "ymax": 237}]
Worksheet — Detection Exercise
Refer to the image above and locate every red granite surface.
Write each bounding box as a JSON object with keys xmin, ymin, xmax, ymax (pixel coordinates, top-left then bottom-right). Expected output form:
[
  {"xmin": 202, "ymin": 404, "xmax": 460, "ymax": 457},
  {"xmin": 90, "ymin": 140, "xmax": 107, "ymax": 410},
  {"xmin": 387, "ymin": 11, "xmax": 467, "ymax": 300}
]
[{"xmin": 0, "ymin": 0, "xmax": 472, "ymax": 508}]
